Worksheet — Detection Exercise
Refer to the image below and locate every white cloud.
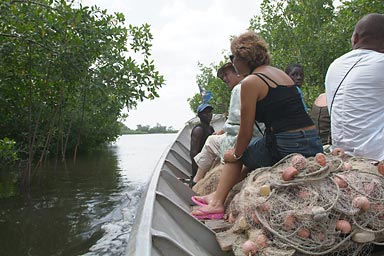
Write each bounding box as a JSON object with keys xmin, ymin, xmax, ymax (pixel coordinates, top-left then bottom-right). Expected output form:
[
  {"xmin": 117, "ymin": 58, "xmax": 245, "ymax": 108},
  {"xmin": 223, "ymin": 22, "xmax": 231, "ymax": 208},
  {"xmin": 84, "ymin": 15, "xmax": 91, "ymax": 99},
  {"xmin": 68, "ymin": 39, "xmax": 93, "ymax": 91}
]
[{"xmin": 81, "ymin": 0, "xmax": 261, "ymax": 129}]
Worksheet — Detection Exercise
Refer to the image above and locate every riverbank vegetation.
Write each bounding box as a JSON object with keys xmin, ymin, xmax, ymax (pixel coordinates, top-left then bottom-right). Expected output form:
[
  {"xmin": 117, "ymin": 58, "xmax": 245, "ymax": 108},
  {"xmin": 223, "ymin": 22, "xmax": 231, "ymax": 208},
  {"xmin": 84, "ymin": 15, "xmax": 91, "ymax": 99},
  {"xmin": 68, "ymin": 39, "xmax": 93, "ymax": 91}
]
[
  {"xmin": 189, "ymin": 0, "xmax": 383, "ymax": 114},
  {"xmin": 0, "ymin": 0, "xmax": 164, "ymax": 188},
  {"xmin": 121, "ymin": 123, "xmax": 178, "ymax": 134},
  {"xmin": 1, "ymin": 0, "xmax": 382, "ymax": 191}
]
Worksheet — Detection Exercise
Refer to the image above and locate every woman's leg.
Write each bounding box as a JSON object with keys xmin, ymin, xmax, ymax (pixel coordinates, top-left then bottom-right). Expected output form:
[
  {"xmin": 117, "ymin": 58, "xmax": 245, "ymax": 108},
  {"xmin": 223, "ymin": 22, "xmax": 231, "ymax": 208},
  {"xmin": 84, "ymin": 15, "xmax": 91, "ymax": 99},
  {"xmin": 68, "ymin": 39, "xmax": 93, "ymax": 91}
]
[
  {"xmin": 191, "ymin": 137, "xmax": 271, "ymax": 216},
  {"xmin": 193, "ymin": 164, "xmax": 249, "ymax": 204},
  {"xmin": 191, "ymin": 161, "xmax": 242, "ymax": 215},
  {"xmin": 239, "ymin": 165, "xmax": 251, "ymax": 181}
]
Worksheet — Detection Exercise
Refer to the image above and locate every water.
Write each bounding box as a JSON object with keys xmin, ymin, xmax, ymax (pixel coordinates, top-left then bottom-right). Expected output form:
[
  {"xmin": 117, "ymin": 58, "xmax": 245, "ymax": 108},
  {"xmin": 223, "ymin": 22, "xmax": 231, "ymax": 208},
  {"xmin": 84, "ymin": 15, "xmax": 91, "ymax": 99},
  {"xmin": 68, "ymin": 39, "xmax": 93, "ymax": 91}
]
[{"xmin": 0, "ymin": 133, "xmax": 177, "ymax": 256}]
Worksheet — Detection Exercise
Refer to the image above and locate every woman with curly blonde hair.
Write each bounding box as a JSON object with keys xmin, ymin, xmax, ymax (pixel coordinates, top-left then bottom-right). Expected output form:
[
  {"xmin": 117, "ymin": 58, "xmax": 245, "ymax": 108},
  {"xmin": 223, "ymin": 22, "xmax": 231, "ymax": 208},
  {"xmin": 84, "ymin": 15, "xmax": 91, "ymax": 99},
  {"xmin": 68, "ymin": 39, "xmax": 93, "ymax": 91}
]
[{"xmin": 191, "ymin": 31, "xmax": 323, "ymax": 220}]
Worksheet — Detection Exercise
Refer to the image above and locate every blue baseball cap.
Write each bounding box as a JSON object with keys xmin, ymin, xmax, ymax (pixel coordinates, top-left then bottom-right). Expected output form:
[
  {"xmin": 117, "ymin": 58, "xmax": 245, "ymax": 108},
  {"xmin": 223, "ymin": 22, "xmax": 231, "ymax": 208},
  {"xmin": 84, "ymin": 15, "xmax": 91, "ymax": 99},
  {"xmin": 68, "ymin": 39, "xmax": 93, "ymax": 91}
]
[{"xmin": 197, "ymin": 103, "xmax": 213, "ymax": 114}]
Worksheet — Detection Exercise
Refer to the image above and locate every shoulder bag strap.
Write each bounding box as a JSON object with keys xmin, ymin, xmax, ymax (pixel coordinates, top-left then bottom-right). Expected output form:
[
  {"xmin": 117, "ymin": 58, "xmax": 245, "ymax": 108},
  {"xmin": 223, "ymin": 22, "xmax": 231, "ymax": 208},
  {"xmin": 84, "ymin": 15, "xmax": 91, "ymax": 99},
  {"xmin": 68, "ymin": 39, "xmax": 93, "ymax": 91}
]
[
  {"xmin": 329, "ymin": 57, "xmax": 363, "ymax": 115},
  {"xmin": 254, "ymin": 121, "xmax": 265, "ymax": 136}
]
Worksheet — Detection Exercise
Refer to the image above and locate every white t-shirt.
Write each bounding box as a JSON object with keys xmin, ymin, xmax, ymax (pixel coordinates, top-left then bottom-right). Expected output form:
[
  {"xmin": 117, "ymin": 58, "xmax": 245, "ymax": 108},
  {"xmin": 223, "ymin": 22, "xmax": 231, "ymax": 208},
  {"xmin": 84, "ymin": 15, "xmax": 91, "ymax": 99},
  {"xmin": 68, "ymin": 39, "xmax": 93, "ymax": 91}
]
[
  {"xmin": 325, "ymin": 49, "xmax": 384, "ymax": 161},
  {"xmin": 219, "ymin": 84, "xmax": 264, "ymax": 159}
]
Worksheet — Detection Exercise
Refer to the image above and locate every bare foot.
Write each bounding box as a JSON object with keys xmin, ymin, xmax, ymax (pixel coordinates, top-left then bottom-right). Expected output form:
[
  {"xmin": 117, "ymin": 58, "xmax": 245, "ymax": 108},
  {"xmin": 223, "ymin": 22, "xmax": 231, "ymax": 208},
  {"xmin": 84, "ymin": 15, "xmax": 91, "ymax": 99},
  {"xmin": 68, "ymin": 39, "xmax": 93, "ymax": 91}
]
[
  {"xmin": 193, "ymin": 192, "xmax": 215, "ymax": 205},
  {"xmin": 191, "ymin": 204, "xmax": 225, "ymax": 219}
]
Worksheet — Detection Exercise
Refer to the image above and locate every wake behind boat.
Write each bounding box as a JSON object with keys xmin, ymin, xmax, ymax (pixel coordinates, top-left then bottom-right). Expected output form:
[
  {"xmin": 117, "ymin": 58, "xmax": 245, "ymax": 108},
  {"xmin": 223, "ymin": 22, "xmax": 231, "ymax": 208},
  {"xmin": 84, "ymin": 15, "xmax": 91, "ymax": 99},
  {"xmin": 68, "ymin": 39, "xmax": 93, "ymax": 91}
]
[{"xmin": 126, "ymin": 115, "xmax": 230, "ymax": 256}]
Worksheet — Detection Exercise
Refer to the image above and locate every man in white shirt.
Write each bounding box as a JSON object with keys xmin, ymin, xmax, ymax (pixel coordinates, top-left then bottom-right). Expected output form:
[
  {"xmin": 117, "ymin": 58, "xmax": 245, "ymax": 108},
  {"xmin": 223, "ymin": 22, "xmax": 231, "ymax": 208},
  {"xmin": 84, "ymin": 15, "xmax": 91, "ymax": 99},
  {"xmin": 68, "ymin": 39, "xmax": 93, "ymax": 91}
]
[{"xmin": 325, "ymin": 13, "xmax": 384, "ymax": 161}]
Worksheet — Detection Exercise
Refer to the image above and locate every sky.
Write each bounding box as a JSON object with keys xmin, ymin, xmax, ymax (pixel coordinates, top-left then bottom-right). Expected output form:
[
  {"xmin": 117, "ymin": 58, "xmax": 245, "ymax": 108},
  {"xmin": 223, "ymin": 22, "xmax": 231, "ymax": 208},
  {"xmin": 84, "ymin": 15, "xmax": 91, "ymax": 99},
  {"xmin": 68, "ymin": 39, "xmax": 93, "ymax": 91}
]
[{"xmin": 81, "ymin": 0, "xmax": 261, "ymax": 130}]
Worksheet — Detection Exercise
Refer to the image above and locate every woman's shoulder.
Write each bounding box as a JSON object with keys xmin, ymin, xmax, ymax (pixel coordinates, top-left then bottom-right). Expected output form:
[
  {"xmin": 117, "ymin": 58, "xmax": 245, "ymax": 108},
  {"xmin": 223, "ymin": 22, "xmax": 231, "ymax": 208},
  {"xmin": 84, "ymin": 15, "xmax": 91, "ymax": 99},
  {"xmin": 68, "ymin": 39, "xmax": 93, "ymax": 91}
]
[
  {"xmin": 241, "ymin": 74, "xmax": 266, "ymax": 89},
  {"xmin": 240, "ymin": 73, "xmax": 269, "ymax": 101},
  {"xmin": 246, "ymin": 68, "xmax": 293, "ymax": 88}
]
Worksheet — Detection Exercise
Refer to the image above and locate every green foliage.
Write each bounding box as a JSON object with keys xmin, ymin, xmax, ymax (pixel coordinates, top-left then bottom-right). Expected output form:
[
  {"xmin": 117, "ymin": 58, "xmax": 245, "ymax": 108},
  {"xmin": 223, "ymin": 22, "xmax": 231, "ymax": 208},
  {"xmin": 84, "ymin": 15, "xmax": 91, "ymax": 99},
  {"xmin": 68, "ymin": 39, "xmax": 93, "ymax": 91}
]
[
  {"xmin": 248, "ymin": 0, "xmax": 383, "ymax": 109},
  {"xmin": 249, "ymin": 0, "xmax": 335, "ymax": 108},
  {"xmin": 0, "ymin": 0, "xmax": 164, "ymax": 161},
  {"xmin": 191, "ymin": 0, "xmax": 382, "ymax": 113},
  {"xmin": 188, "ymin": 61, "xmax": 232, "ymax": 115},
  {"xmin": 0, "ymin": 138, "xmax": 19, "ymax": 166},
  {"xmin": 0, "ymin": 171, "xmax": 19, "ymax": 198},
  {"xmin": 148, "ymin": 123, "xmax": 178, "ymax": 134},
  {"xmin": 121, "ymin": 123, "xmax": 178, "ymax": 134}
]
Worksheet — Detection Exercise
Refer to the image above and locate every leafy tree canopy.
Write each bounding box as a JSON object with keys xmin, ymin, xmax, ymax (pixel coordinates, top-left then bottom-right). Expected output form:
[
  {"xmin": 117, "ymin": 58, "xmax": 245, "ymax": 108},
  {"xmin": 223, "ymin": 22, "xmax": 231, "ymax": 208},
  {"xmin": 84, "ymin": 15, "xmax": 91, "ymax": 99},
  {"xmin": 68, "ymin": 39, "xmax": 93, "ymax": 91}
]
[
  {"xmin": 0, "ymin": 0, "xmax": 165, "ymax": 165},
  {"xmin": 190, "ymin": 0, "xmax": 383, "ymax": 112},
  {"xmin": 188, "ymin": 61, "xmax": 232, "ymax": 116}
]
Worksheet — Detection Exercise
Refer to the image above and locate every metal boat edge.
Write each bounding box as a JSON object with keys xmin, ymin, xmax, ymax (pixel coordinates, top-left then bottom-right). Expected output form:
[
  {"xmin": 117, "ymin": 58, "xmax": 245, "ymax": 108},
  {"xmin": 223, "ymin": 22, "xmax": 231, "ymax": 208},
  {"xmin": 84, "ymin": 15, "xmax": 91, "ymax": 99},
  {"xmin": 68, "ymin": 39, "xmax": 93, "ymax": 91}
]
[
  {"xmin": 126, "ymin": 115, "xmax": 230, "ymax": 256},
  {"xmin": 125, "ymin": 114, "xmax": 384, "ymax": 256}
]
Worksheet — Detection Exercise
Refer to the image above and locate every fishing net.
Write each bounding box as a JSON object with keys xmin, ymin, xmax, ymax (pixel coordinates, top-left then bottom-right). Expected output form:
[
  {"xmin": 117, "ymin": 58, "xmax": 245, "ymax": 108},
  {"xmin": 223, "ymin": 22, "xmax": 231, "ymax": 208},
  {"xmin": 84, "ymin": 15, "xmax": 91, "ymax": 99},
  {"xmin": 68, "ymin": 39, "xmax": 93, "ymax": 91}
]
[
  {"xmin": 227, "ymin": 152, "xmax": 384, "ymax": 256},
  {"xmin": 192, "ymin": 163, "xmax": 223, "ymax": 196},
  {"xmin": 192, "ymin": 163, "xmax": 244, "ymax": 210}
]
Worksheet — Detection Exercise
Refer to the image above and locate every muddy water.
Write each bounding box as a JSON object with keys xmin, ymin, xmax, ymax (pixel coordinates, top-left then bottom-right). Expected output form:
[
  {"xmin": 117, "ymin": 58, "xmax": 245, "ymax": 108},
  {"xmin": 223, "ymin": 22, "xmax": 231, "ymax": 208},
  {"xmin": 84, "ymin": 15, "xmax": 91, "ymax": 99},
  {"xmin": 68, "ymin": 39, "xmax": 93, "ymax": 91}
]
[{"xmin": 0, "ymin": 134, "xmax": 176, "ymax": 256}]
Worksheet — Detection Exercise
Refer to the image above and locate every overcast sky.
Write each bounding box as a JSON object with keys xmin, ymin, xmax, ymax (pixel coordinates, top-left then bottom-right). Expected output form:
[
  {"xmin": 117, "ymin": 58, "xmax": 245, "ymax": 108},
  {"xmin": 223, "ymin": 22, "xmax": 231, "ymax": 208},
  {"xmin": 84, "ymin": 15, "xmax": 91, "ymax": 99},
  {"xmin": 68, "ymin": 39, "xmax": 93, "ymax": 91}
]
[{"xmin": 81, "ymin": 0, "xmax": 261, "ymax": 129}]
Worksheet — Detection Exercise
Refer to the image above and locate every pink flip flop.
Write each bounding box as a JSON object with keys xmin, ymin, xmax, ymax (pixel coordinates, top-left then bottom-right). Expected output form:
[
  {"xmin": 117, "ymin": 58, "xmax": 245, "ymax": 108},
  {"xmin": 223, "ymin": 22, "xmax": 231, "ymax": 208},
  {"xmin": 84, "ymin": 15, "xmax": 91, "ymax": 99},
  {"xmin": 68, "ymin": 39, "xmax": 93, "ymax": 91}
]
[
  {"xmin": 191, "ymin": 196, "xmax": 208, "ymax": 207},
  {"xmin": 191, "ymin": 209, "xmax": 224, "ymax": 220}
]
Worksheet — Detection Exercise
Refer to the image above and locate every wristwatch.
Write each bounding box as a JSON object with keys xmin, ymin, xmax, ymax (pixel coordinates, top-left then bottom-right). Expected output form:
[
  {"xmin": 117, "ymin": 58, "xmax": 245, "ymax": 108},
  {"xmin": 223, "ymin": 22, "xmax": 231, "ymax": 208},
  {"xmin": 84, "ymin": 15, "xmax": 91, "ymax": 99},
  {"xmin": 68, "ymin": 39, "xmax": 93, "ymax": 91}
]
[{"xmin": 233, "ymin": 152, "xmax": 243, "ymax": 161}]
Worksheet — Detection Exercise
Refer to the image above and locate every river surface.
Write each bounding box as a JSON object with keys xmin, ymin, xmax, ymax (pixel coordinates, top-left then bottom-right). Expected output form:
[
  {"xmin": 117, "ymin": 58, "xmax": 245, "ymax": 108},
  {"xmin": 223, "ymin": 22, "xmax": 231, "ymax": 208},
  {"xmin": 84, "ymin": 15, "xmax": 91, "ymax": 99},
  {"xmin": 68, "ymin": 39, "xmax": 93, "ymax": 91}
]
[{"xmin": 0, "ymin": 133, "xmax": 177, "ymax": 256}]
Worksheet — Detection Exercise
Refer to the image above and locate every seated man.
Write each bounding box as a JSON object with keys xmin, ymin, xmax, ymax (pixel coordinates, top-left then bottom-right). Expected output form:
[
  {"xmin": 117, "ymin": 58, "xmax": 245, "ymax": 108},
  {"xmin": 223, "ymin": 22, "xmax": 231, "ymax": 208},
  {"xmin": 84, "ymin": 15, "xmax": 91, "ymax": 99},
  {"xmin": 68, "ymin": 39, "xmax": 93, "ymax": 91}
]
[
  {"xmin": 192, "ymin": 62, "xmax": 264, "ymax": 185},
  {"xmin": 190, "ymin": 103, "xmax": 215, "ymax": 187},
  {"xmin": 325, "ymin": 13, "xmax": 384, "ymax": 161}
]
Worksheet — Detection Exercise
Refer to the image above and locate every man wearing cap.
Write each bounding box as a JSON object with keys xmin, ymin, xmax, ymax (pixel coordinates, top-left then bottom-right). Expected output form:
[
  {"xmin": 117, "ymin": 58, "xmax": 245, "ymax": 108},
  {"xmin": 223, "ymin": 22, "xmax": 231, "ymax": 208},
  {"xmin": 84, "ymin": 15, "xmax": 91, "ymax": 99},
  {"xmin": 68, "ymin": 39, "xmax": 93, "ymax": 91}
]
[
  {"xmin": 190, "ymin": 103, "xmax": 215, "ymax": 187},
  {"xmin": 191, "ymin": 62, "xmax": 265, "ymax": 187}
]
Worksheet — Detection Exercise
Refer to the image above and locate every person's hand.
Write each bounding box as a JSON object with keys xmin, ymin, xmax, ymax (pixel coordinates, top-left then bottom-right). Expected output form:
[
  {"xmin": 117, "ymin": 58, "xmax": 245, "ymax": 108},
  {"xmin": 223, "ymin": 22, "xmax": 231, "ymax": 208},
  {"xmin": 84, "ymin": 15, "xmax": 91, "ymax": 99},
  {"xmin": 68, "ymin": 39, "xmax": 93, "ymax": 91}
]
[
  {"xmin": 213, "ymin": 129, "xmax": 225, "ymax": 135},
  {"xmin": 224, "ymin": 148, "xmax": 241, "ymax": 163}
]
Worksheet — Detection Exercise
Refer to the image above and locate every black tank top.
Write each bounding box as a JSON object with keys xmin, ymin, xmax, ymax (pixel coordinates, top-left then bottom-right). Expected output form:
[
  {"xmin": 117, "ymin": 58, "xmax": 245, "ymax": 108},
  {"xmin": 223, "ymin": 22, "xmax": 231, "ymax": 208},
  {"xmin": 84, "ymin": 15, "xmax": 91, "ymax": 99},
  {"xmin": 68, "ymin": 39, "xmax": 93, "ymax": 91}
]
[{"xmin": 254, "ymin": 73, "xmax": 314, "ymax": 133}]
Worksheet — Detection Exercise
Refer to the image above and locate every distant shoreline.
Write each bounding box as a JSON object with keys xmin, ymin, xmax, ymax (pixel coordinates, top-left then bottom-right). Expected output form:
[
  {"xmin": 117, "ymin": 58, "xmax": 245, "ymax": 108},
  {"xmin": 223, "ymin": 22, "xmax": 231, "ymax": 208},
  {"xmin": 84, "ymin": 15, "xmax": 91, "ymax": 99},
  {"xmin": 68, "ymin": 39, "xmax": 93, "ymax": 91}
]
[{"xmin": 121, "ymin": 131, "xmax": 178, "ymax": 135}]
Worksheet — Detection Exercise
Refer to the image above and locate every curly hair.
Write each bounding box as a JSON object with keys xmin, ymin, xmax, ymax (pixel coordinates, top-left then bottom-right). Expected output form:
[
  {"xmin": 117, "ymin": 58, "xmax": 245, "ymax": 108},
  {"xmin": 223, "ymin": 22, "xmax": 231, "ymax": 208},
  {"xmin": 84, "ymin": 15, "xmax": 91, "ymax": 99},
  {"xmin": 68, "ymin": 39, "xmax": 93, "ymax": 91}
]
[{"xmin": 230, "ymin": 31, "xmax": 270, "ymax": 71}]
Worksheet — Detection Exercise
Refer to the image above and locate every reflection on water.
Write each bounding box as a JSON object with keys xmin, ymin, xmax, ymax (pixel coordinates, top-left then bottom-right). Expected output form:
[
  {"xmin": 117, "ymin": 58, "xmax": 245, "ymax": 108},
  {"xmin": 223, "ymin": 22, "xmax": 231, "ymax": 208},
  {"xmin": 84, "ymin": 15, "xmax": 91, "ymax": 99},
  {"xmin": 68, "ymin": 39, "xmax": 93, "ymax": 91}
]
[{"xmin": 0, "ymin": 134, "xmax": 176, "ymax": 256}]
